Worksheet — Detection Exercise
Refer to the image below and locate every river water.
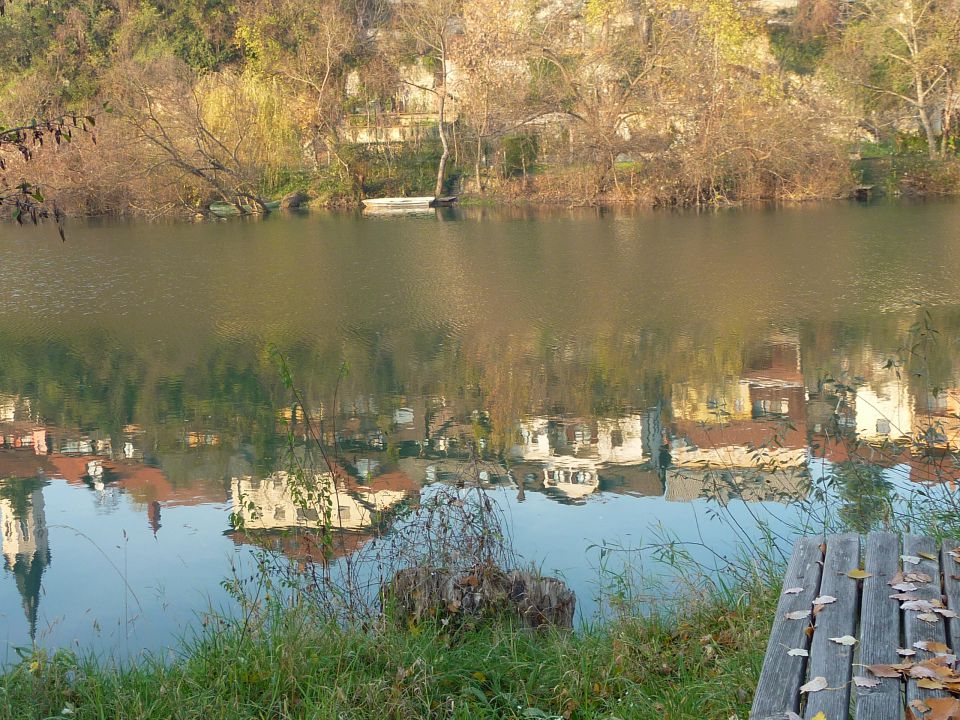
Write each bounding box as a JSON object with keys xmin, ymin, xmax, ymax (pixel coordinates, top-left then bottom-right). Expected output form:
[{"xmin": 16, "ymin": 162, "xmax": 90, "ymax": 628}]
[{"xmin": 2, "ymin": 201, "xmax": 960, "ymax": 661}]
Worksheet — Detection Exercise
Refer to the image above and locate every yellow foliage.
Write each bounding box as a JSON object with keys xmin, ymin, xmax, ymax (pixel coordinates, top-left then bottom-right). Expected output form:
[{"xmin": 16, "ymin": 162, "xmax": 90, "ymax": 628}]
[{"xmin": 197, "ymin": 69, "xmax": 302, "ymax": 182}]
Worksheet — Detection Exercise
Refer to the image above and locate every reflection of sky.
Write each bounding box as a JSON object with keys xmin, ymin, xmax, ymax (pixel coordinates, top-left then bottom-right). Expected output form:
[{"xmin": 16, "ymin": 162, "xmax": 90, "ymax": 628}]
[
  {"xmin": 0, "ymin": 472, "xmax": 809, "ymax": 660},
  {"xmin": 495, "ymin": 487, "xmax": 802, "ymax": 620},
  {"xmin": 0, "ymin": 479, "xmax": 243, "ymax": 664}
]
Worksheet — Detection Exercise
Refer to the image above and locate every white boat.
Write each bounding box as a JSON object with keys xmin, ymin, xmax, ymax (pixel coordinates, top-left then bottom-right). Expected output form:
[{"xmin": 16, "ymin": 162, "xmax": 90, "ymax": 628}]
[{"xmin": 361, "ymin": 196, "xmax": 435, "ymax": 210}]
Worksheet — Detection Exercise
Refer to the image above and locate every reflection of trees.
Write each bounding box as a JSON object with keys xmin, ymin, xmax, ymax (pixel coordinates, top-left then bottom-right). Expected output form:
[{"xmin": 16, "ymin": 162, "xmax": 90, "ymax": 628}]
[
  {"xmin": 4, "ymin": 306, "xmax": 960, "ymax": 482},
  {"xmin": 830, "ymin": 461, "xmax": 893, "ymax": 533}
]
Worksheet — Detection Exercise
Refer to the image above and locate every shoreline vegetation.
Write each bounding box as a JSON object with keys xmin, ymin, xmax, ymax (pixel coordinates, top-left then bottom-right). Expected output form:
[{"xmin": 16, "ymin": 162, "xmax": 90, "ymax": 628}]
[
  {"xmin": 0, "ymin": 564, "xmax": 780, "ymax": 720},
  {"xmin": 1, "ymin": 0, "xmax": 960, "ymax": 218}
]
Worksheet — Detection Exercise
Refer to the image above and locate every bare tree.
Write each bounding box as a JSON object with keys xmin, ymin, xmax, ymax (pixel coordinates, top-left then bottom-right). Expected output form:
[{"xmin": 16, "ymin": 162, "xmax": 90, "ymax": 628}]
[
  {"xmin": 108, "ymin": 57, "xmax": 277, "ymax": 213},
  {"xmin": 388, "ymin": 0, "xmax": 462, "ymax": 198},
  {"xmin": 455, "ymin": 0, "xmax": 552, "ymax": 192},
  {"xmin": 834, "ymin": 0, "xmax": 960, "ymax": 158}
]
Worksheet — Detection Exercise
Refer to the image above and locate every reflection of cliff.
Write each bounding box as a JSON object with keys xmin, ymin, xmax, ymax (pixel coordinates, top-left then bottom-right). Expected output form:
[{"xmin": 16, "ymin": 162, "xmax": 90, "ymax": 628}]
[{"xmin": 0, "ymin": 477, "xmax": 50, "ymax": 640}]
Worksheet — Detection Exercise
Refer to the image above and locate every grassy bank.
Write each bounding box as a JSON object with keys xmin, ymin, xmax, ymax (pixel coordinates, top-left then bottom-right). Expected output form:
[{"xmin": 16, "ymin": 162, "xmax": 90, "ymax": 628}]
[{"xmin": 0, "ymin": 571, "xmax": 779, "ymax": 720}]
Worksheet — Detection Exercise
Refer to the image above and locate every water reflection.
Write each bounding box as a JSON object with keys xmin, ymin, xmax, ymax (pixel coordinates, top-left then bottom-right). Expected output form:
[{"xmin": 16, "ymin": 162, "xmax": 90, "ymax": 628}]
[
  {"xmin": 4, "ymin": 203, "xmax": 960, "ymax": 655},
  {"xmin": 0, "ymin": 475, "xmax": 49, "ymax": 641}
]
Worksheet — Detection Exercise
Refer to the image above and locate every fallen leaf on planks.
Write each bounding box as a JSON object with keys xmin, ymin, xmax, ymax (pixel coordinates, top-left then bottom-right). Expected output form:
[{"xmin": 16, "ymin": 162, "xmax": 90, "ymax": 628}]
[
  {"xmin": 853, "ymin": 675, "xmax": 881, "ymax": 688},
  {"xmin": 800, "ymin": 676, "xmax": 828, "ymax": 693},
  {"xmin": 787, "ymin": 648, "xmax": 809, "ymax": 657},
  {"xmin": 848, "ymin": 568, "xmax": 873, "ymax": 580},
  {"xmin": 830, "ymin": 635, "xmax": 858, "ymax": 646},
  {"xmin": 915, "ymin": 641, "xmax": 950, "ymax": 653},
  {"xmin": 925, "ymin": 698, "xmax": 960, "ymax": 720}
]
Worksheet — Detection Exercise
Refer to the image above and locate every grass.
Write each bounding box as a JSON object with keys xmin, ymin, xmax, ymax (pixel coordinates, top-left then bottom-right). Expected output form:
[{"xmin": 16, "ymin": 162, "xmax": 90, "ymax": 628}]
[{"xmin": 0, "ymin": 570, "xmax": 779, "ymax": 720}]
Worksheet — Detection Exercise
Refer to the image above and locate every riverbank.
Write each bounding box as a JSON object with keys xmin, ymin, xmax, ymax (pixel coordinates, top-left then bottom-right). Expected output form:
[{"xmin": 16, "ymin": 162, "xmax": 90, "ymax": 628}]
[{"xmin": 0, "ymin": 570, "xmax": 779, "ymax": 720}]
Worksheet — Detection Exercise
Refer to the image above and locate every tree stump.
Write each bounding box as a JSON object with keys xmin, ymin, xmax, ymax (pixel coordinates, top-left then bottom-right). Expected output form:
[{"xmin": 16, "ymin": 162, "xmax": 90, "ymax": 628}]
[{"xmin": 385, "ymin": 566, "xmax": 575, "ymax": 629}]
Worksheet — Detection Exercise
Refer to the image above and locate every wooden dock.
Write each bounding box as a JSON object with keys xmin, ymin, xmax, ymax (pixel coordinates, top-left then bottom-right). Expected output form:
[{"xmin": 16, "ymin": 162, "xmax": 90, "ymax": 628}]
[{"xmin": 751, "ymin": 532, "xmax": 960, "ymax": 720}]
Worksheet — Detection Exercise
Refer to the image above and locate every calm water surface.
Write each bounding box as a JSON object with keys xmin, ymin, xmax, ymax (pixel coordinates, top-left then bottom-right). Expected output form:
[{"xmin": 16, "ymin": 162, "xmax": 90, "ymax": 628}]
[{"xmin": 1, "ymin": 201, "xmax": 960, "ymax": 660}]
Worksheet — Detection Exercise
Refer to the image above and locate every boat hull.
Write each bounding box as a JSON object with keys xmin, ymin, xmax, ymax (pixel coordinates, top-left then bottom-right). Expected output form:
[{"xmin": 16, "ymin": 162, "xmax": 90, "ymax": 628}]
[{"xmin": 361, "ymin": 196, "xmax": 434, "ymax": 209}]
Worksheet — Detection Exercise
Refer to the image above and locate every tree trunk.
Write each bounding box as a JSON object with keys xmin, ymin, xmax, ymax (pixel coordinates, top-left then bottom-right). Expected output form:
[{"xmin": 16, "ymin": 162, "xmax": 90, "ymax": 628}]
[
  {"xmin": 475, "ymin": 134, "xmax": 484, "ymax": 193},
  {"xmin": 916, "ymin": 76, "xmax": 939, "ymax": 160},
  {"xmin": 919, "ymin": 107, "xmax": 939, "ymax": 160},
  {"xmin": 434, "ymin": 90, "xmax": 449, "ymax": 199}
]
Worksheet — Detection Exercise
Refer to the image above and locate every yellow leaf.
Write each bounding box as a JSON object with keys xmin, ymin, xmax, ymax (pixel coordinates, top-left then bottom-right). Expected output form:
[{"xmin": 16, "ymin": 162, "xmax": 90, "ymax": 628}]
[
  {"xmin": 919, "ymin": 551, "xmax": 938, "ymax": 561},
  {"xmin": 811, "ymin": 713, "xmax": 827, "ymax": 720},
  {"xmin": 472, "ymin": 671, "xmax": 487, "ymax": 683},
  {"xmin": 848, "ymin": 569, "xmax": 873, "ymax": 580}
]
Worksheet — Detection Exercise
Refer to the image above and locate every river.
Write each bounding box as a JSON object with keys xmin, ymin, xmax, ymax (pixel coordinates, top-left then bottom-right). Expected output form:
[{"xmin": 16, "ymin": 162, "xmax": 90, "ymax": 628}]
[{"xmin": 1, "ymin": 201, "xmax": 959, "ymax": 661}]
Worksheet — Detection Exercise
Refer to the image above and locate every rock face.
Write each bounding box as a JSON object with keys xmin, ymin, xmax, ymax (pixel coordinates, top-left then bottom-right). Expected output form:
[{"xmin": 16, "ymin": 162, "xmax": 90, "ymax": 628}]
[
  {"xmin": 385, "ymin": 566, "xmax": 576, "ymax": 629},
  {"xmin": 280, "ymin": 191, "xmax": 311, "ymax": 209}
]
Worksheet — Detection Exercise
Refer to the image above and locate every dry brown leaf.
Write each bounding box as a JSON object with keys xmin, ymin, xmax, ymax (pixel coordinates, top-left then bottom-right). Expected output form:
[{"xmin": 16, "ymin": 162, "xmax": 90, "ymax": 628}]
[
  {"xmin": 785, "ymin": 610, "xmax": 811, "ymax": 620},
  {"xmin": 916, "ymin": 641, "xmax": 950, "ymax": 653},
  {"xmin": 918, "ymin": 678, "xmax": 947, "ymax": 690},
  {"xmin": 899, "ymin": 648, "xmax": 918, "ymax": 656},
  {"xmin": 905, "ymin": 572, "xmax": 934, "ymax": 584},
  {"xmin": 909, "ymin": 665, "xmax": 942, "ymax": 679},
  {"xmin": 868, "ymin": 664, "xmax": 903, "ymax": 678},
  {"xmin": 800, "ymin": 676, "xmax": 828, "ymax": 693},
  {"xmin": 853, "ymin": 675, "xmax": 881, "ymax": 688},
  {"xmin": 813, "ymin": 603, "xmax": 825, "ymax": 617},
  {"xmin": 890, "ymin": 571, "xmax": 905, "ymax": 586},
  {"xmin": 891, "ymin": 592, "xmax": 921, "ymax": 601},
  {"xmin": 848, "ymin": 568, "xmax": 873, "ymax": 580},
  {"xmin": 936, "ymin": 608, "xmax": 959, "ymax": 619},
  {"xmin": 925, "ymin": 697, "xmax": 960, "ymax": 720},
  {"xmin": 892, "ymin": 582, "xmax": 920, "ymax": 592},
  {"xmin": 903, "ymin": 555, "xmax": 923, "ymax": 565},
  {"xmin": 918, "ymin": 612, "xmax": 940, "ymax": 623},
  {"xmin": 911, "ymin": 698, "xmax": 931, "ymax": 713},
  {"xmin": 813, "ymin": 595, "xmax": 837, "ymax": 606},
  {"xmin": 804, "ymin": 626, "xmax": 815, "ymax": 639}
]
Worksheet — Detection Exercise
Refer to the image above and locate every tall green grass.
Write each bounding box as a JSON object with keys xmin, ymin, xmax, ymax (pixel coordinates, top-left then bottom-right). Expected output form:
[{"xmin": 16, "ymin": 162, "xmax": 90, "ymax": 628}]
[{"xmin": 0, "ymin": 567, "xmax": 778, "ymax": 720}]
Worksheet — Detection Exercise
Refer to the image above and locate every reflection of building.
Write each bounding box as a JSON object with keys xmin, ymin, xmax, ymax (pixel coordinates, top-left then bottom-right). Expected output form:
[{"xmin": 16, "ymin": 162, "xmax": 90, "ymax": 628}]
[
  {"xmin": 510, "ymin": 415, "xmax": 648, "ymax": 502},
  {"xmin": 854, "ymin": 380, "xmax": 914, "ymax": 442},
  {"xmin": 229, "ymin": 465, "xmax": 418, "ymax": 562},
  {"xmin": 231, "ymin": 471, "xmax": 413, "ymax": 532},
  {"xmin": 0, "ymin": 478, "xmax": 50, "ymax": 640}
]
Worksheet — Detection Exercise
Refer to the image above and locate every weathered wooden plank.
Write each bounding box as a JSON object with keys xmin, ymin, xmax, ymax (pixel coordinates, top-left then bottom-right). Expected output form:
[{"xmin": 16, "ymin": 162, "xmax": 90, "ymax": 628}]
[
  {"xmin": 942, "ymin": 541, "xmax": 960, "ymax": 657},
  {"xmin": 903, "ymin": 534, "xmax": 948, "ymax": 709},
  {"xmin": 750, "ymin": 537, "xmax": 825, "ymax": 720},
  {"xmin": 804, "ymin": 533, "xmax": 861, "ymax": 720},
  {"xmin": 853, "ymin": 531, "xmax": 902, "ymax": 720}
]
